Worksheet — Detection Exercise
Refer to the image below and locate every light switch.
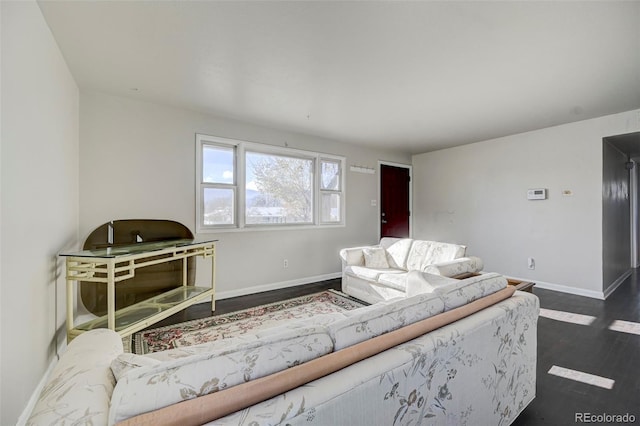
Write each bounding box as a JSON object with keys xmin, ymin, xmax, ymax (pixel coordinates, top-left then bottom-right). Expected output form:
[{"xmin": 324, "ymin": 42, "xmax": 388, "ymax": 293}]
[{"xmin": 371, "ymin": 200, "xmax": 377, "ymax": 207}]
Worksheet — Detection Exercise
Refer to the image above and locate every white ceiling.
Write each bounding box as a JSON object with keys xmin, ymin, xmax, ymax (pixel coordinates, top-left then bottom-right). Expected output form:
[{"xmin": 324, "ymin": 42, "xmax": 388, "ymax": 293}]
[{"xmin": 38, "ymin": 1, "xmax": 640, "ymax": 154}]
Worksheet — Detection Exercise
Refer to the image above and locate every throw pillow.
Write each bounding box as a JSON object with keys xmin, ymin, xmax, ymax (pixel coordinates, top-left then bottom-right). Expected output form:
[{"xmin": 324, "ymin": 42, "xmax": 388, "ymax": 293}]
[{"xmin": 363, "ymin": 247, "xmax": 389, "ymax": 268}]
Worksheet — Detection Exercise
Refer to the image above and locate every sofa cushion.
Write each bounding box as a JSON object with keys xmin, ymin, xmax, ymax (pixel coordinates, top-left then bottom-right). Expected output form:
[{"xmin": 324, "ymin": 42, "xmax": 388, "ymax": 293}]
[
  {"xmin": 406, "ymin": 240, "xmax": 466, "ymax": 271},
  {"xmin": 406, "ymin": 271, "xmax": 459, "ymax": 297},
  {"xmin": 363, "ymin": 247, "xmax": 389, "ymax": 268},
  {"xmin": 138, "ymin": 333, "xmax": 261, "ymax": 362},
  {"xmin": 380, "ymin": 237, "xmax": 413, "ymax": 269},
  {"xmin": 378, "ymin": 272, "xmax": 410, "ymax": 292},
  {"xmin": 142, "ymin": 315, "xmax": 345, "ymax": 362},
  {"xmin": 254, "ymin": 313, "xmax": 347, "ymax": 338},
  {"xmin": 328, "ymin": 292, "xmax": 445, "ymax": 350},
  {"xmin": 108, "ymin": 326, "xmax": 334, "ymax": 424},
  {"xmin": 435, "ymin": 272, "xmax": 508, "ymax": 310},
  {"xmin": 345, "ymin": 265, "xmax": 404, "ymax": 281},
  {"xmin": 342, "ymin": 274, "xmax": 407, "ymax": 304}
]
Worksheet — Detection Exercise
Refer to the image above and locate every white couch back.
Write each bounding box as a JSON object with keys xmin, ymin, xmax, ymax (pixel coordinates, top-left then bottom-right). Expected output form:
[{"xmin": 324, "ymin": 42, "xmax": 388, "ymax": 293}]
[
  {"xmin": 380, "ymin": 237, "xmax": 466, "ymax": 271},
  {"xmin": 406, "ymin": 240, "xmax": 466, "ymax": 271}
]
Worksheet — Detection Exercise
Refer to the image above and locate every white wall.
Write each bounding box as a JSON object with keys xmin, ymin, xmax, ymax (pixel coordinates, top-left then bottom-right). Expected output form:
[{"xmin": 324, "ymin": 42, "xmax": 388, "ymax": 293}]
[
  {"xmin": 1, "ymin": 2, "xmax": 79, "ymax": 424},
  {"xmin": 79, "ymin": 92, "xmax": 410, "ymax": 297},
  {"xmin": 412, "ymin": 109, "xmax": 640, "ymax": 299}
]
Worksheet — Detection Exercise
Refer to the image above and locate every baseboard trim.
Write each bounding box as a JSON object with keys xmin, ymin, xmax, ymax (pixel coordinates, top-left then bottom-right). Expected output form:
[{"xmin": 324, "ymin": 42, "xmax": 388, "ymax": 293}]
[
  {"xmin": 509, "ymin": 276, "xmax": 606, "ymax": 300},
  {"xmin": 603, "ymin": 269, "xmax": 632, "ymax": 299},
  {"xmin": 214, "ymin": 272, "xmax": 342, "ymax": 301}
]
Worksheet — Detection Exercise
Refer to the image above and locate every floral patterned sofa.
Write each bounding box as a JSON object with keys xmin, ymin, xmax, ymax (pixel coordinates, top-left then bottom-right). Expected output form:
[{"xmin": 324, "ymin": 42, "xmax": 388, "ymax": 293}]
[
  {"xmin": 340, "ymin": 237, "xmax": 484, "ymax": 304},
  {"xmin": 27, "ymin": 272, "xmax": 538, "ymax": 426}
]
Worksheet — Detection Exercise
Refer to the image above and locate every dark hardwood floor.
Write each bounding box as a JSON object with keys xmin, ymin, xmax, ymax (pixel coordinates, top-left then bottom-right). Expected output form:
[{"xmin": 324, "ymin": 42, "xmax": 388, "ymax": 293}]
[
  {"xmin": 513, "ymin": 271, "xmax": 640, "ymax": 425},
  {"xmin": 151, "ymin": 274, "xmax": 640, "ymax": 424}
]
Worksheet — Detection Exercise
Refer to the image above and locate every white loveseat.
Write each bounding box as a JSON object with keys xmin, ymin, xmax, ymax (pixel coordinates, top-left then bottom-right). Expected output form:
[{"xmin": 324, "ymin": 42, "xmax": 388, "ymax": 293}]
[
  {"xmin": 340, "ymin": 237, "xmax": 483, "ymax": 304},
  {"xmin": 27, "ymin": 273, "xmax": 538, "ymax": 426}
]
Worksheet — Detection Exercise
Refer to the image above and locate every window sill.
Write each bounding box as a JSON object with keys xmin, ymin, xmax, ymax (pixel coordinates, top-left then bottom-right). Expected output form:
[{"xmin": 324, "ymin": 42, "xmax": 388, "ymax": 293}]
[{"xmin": 197, "ymin": 223, "xmax": 346, "ymax": 234}]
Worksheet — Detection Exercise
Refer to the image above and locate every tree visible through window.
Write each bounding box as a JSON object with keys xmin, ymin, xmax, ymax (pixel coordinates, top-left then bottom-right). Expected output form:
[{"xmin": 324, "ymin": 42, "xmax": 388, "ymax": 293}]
[{"xmin": 246, "ymin": 151, "xmax": 313, "ymax": 224}]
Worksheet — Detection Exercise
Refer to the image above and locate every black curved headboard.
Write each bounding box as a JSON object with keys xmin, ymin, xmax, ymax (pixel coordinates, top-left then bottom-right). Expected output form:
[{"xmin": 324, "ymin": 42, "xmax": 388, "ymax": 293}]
[{"xmin": 80, "ymin": 219, "xmax": 195, "ymax": 316}]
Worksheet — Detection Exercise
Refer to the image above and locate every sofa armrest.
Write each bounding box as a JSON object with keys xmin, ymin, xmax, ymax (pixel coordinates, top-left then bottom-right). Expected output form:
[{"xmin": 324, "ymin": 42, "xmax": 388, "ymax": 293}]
[
  {"xmin": 26, "ymin": 329, "xmax": 123, "ymax": 426},
  {"xmin": 423, "ymin": 256, "xmax": 483, "ymax": 277}
]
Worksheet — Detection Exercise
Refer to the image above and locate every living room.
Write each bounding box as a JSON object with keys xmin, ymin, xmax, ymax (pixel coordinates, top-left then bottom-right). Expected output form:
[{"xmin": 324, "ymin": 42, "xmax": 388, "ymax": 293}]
[{"xmin": 2, "ymin": 1, "xmax": 640, "ymax": 425}]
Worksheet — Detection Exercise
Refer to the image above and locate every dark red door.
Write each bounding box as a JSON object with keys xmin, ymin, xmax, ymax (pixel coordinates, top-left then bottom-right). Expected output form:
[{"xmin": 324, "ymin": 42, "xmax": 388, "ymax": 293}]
[{"xmin": 381, "ymin": 164, "xmax": 410, "ymax": 238}]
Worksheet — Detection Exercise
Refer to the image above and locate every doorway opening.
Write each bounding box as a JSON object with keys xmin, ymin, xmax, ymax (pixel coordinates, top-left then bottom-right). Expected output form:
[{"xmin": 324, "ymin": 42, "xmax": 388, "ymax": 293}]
[{"xmin": 603, "ymin": 131, "xmax": 640, "ymax": 296}]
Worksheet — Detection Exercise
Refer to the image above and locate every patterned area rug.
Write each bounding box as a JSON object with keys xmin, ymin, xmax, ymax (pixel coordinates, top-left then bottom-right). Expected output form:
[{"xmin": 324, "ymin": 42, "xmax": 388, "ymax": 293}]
[{"xmin": 130, "ymin": 289, "xmax": 365, "ymax": 354}]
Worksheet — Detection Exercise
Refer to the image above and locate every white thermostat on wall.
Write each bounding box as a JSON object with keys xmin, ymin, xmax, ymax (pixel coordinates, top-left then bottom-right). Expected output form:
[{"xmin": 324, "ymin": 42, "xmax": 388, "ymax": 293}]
[{"xmin": 527, "ymin": 188, "xmax": 547, "ymax": 200}]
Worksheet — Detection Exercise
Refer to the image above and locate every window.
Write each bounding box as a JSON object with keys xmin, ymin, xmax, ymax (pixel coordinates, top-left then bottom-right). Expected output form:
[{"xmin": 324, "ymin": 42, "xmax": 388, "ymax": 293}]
[
  {"xmin": 196, "ymin": 134, "xmax": 345, "ymax": 232},
  {"xmin": 201, "ymin": 143, "xmax": 236, "ymax": 226},
  {"xmin": 319, "ymin": 159, "xmax": 342, "ymax": 223},
  {"xmin": 246, "ymin": 151, "xmax": 313, "ymax": 225}
]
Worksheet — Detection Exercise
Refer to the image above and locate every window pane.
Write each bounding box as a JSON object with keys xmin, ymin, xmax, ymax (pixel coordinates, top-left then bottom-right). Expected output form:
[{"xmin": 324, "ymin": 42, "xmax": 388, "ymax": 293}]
[
  {"xmin": 245, "ymin": 151, "xmax": 313, "ymax": 224},
  {"xmin": 321, "ymin": 193, "xmax": 341, "ymax": 223},
  {"xmin": 321, "ymin": 160, "xmax": 340, "ymax": 190},
  {"xmin": 203, "ymin": 188, "xmax": 235, "ymax": 225},
  {"xmin": 203, "ymin": 145, "xmax": 234, "ymax": 184}
]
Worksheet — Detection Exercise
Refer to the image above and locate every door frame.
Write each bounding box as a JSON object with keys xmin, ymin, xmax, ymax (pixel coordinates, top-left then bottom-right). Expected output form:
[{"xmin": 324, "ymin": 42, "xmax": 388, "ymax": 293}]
[
  {"xmin": 378, "ymin": 161, "xmax": 413, "ymax": 241},
  {"xmin": 631, "ymin": 159, "xmax": 639, "ymax": 268}
]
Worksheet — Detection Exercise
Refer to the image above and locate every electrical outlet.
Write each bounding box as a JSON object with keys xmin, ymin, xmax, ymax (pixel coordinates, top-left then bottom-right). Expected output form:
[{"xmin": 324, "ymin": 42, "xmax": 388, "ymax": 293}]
[
  {"xmin": 528, "ymin": 257, "xmax": 535, "ymax": 270},
  {"xmin": 283, "ymin": 259, "xmax": 289, "ymax": 268}
]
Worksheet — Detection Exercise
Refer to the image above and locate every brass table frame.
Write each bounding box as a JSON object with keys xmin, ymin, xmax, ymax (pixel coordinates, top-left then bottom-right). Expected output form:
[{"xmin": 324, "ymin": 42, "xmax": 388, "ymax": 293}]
[{"xmin": 61, "ymin": 239, "xmax": 216, "ymax": 341}]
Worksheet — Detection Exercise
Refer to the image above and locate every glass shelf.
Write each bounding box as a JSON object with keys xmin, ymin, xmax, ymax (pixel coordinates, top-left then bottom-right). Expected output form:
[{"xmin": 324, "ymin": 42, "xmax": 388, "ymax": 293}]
[
  {"xmin": 60, "ymin": 237, "xmax": 218, "ymax": 259},
  {"xmin": 75, "ymin": 286, "xmax": 213, "ymax": 332}
]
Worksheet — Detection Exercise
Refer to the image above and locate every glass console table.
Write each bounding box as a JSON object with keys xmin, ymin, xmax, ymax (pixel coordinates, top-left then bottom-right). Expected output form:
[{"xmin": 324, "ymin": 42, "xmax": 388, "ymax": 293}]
[{"xmin": 60, "ymin": 238, "xmax": 217, "ymax": 341}]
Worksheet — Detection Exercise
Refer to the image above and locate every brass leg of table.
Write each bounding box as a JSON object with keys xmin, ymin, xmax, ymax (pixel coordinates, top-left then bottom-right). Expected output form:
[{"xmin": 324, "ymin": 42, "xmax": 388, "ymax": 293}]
[
  {"xmin": 107, "ymin": 260, "xmax": 116, "ymax": 331},
  {"xmin": 211, "ymin": 247, "xmax": 216, "ymax": 312},
  {"xmin": 66, "ymin": 276, "xmax": 74, "ymax": 342},
  {"xmin": 182, "ymin": 257, "xmax": 188, "ymax": 286}
]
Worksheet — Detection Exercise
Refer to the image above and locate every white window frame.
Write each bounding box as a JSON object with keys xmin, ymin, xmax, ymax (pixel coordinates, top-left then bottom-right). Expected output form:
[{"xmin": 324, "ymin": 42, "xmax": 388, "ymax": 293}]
[
  {"xmin": 196, "ymin": 134, "xmax": 346, "ymax": 233},
  {"xmin": 319, "ymin": 158, "xmax": 344, "ymax": 224},
  {"xmin": 197, "ymin": 139, "xmax": 238, "ymax": 228}
]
